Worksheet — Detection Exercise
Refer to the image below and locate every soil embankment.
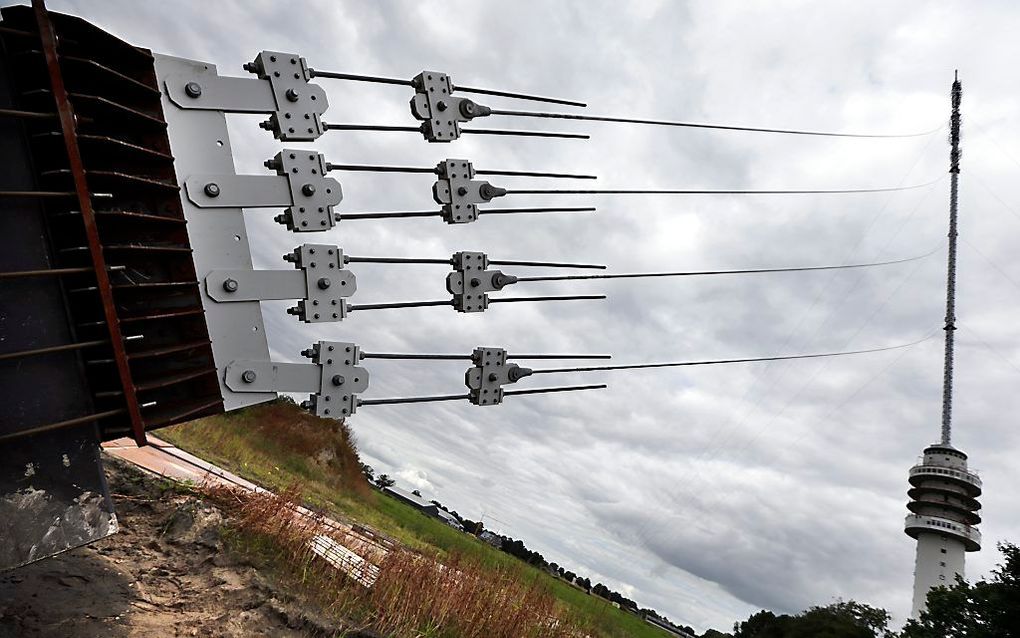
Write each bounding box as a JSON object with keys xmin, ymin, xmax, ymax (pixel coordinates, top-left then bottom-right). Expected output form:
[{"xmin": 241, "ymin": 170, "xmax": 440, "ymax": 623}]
[{"xmin": 0, "ymin": 456, "xmax": 351, "ymax": 638}]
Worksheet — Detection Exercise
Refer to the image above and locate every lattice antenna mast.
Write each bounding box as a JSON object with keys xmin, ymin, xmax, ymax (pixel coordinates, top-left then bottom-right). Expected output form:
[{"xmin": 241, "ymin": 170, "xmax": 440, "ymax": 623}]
[{"xmin": 941, "ymin": 71, "xmax": 962, "ymax": 445}]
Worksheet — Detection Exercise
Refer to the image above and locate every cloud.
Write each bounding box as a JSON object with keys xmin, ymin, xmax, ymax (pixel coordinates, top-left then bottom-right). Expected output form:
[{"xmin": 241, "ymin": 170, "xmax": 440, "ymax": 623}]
[{"xmin": 55, "ymin": 0, "xmax": 1020, "ymax": 631}]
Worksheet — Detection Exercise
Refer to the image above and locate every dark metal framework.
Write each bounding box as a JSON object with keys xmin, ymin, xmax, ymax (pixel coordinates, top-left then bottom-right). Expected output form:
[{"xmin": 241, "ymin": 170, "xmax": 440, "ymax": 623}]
[{"xmin": 0, "ymin": 3, "xmax": 221, "ymax": 446}]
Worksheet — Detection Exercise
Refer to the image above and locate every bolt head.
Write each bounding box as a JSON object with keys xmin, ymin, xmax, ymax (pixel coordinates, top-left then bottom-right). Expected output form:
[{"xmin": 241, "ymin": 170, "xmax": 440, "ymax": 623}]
[
  {"xmin": 285, "ymin": 88, "xmax": 300, "ymax": 102},
  {"xmin": 457, "ymin": 186, "xmax": 469, "ymax": 196},
  {"xmin": 241, "ymin": 369, "xmax": 257, "ymax": 383},
  {"xmin": 332, "ymin": 374, "xmax": 345, "ymax": 386},
  {"xmin": 204, "ymin": 182, "xmax": 220, "ymax": 197},
  {"xmin": 184, "ymin": 81, "xmax": 203, "ymax": 98},
  {"xmin": 488, "ymin": 373, "xmax": 498, "ymax": 382},
  {"xmin": 469, "ymin": 277, "xmax": 481, "ymax": 288},
  {"xmin": 436, "ymin": 100, "xmax": 448, "ymax": 111},
  {"xmin": 302, "ymin": 183, "xmax": 316, "ymax": 196},
  {"xmin": 317, "ymin": 277, "xmax": 331, "ymax": 290},
  {"xmin": 222, "ymin": 278, "xmax": 239, "ymax": 292}
]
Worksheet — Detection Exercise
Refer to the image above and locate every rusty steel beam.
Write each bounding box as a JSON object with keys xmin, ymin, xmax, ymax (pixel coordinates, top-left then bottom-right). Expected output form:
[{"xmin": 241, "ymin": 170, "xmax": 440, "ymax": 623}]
[
  {"xmin": 0, "ymin": 408, "xmax": 127, "ymax": 443},
  {"xmin": 0, "ymin": 338, "xmax": 107, "ymax": 362},
  {"xmin": 0, "ymin": 265, "xmax": 125, "ymax": 279},
  {"xmin": 0, "ymin": 107, "xmax": 58, "ymax": 119},
  {"xmin": 32, "ymin": 0, "xmax": 147, "ymax": 446}
]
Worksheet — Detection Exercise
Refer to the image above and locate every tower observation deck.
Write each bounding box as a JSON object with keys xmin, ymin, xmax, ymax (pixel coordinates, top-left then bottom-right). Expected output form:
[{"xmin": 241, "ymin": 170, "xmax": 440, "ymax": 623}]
[
  {"xmin": 905, "ymin": 444, "xmax": 982, "ymax": 616},
  {"xmin": 905, "ymin": 72, "xmax": 980, "ymax": 619}
]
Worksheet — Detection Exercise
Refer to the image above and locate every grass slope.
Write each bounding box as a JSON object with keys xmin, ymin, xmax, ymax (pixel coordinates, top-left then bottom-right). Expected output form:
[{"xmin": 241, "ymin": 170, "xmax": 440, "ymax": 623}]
[{"xmin": 161, "ymin": 399, "xmax": 672, "ymax": 638}]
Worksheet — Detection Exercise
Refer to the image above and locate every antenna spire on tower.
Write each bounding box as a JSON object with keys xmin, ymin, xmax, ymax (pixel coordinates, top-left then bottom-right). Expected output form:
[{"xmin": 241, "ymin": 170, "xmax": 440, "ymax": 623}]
[{"xmin": 941, "ymin": 73, "xmax": 963, "ymax": 445}]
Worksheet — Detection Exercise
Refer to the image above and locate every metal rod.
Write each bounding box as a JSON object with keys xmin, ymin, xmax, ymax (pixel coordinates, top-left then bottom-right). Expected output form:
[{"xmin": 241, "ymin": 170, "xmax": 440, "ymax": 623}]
[
  {"xmin": 0, "ymin": 190, "xmax": 77, "ymax": 197},
  {"xmin": 503, "ymin": 384, "xmax": 608, "ymax": 397},
  {"xmin": 362, "ymin": 353, "xmax": 471, "ymax": 361},
  {"xmin": 308, "ymin": 69, "xmax": 413, "ymax": 87},
  {"xmin": 529, "ymin": 334, "xmax": 936, "ymax": 374},
  {"xmin": 476, "ymin": 169, "xmax": 597, "ymax": 180},
  {"xmin": 344, "ymin": 256, "xmax": 605, "ymax": 269},
  {"xmin": 347, "ymin": 300, "xmax": 453, "ymax": 312},
  {"xmin": 323, "ymin": 123, "xmax": 422, "ymax": 134},
  {"xmin": 479, "ymin": 206, "xmax": 596, "ymax": 216},
  {"xmin": 346, "ymin": 256, "xmax": 452, "ymax": 265},
  {"xmin": 486, "ymin": 108, "xmax": 938, "ymax": 138},
  {"xmin": 489, "ymin": 294, "xmax": 606, "ymax": 304},
  {"xmin": 513, "ymin": 250, "xmax": 938, "ymax": 283},
  {"xmin": 0, "ymin": 408, "xmax": 127, "ymax": 443},
  {"xmin": 508, "ymin": 354, "xmax": 612, "ymax": 360},
  {"xmin": 942, "ymin": 72, "xmax": 963, "ymax": 446},
  {"xmin": 0, "ymin": 338, "xmax": 107, "ymax": 362},
  {"xmin": 325, "ymin": 163, "xmax": 597, "ymax": 180},
  {"xmin": 462, "ymin": 127, "xmax": 589, "ymax": 140},
  {"xmin": 359, "ymin": 393, "xmax": 469, "ymax": 406},
  {"xmin": 0, "ymin": 107, "xmax": 57, "ymax": 119},
  {"xmin": 0, "ymin": 264, "xmax": 126, "ymax": 280},
  {"xmin": 360, "ymin": 352, "xmax": 611, "ymax": 361},
  {"xmin": 503, "ymin": 180, "xmax": 940, "ymax": 196},
  {"xmin": 454, "ymin": 84, "xmax": 586, "ymax": 108},
  {"xmin": 489, "ymin": 259, "xmax": 606, "ymax": 269},
  {"xmin": 327, "ymin": 163, "xmax": 436, "ymax": 174},
  {"xmin": 304, "ymin": 67, "xmax": 584, "ymax": 107},
  {"xmin": 338, "ymin": 210, "xmax": 440, "ymax": 220}
]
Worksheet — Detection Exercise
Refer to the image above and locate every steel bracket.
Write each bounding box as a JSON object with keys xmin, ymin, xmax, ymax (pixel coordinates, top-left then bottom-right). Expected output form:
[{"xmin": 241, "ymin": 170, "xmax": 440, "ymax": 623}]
[
  {"xmin": 155, "ymin": 53, "xmax": 273, "ymax": 411},
  {"xmin": 446, "ymin": 251, "xmax": 516, "ymax": 312},
  {"xmin": 164, "ymin": 50, "xmax": 328, "ymax": 141},
  {"xmin": 432, "ymin": 159, "xmax": 506, "ymax": 224},
  {"xmin": 205, "ymin": 245, "xmax": 355, "ymax": 323},
  {"xmin": 464, "ymin": 347, "xmax": 532, "ymax": 406},
  {"xmin": 409, "ymin": 71, "xmax": 463, "ymax": 142},
  {"xmin": 184, "ymin": 150, "xmax": 342, "ymax": 232},
  {"xmin": 409, "ymin": 72, "xmax": 490, "ymax": 142},
  {"xmin": 224, "ymin": 341, "xmax": 369, "ymax": 419}
]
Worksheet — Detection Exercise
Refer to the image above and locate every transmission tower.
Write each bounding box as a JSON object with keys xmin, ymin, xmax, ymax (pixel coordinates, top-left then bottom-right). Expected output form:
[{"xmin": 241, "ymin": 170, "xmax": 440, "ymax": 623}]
[{"xmin": 903, "ymin": 72, "xmax": 982, "ymax": 619}]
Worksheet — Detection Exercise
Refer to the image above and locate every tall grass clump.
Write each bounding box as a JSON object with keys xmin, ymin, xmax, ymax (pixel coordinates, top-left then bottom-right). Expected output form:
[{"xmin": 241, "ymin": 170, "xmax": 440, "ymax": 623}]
[{"xmin": 205, "ymin": 483, "xmax": 586, "ymax": 638}]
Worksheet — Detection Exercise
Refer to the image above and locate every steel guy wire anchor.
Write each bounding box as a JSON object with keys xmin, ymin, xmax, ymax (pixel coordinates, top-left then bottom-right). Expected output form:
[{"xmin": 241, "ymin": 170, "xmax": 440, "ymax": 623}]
[
  {"xmin": 344, "ymin": 251, "xmax": 606, "ymax": 315},
  {"xmin": 307, "ymin": 66, "xmax": 587, "ymax": 142},
  {"xmin": 205, "ymin": 247, "xmax": 604, "ymax": 322},
  {"xmin": 206, "ymin": 244, "xmax": 355, "ymax": 323},
  {"xmin": 328, "ymin": 158, "xmax": 596, "ymax": 224},
  {"xmin": 355, "ymin": 349, "xmax": 609, "ymax": 408},
  {"xmin": 166, "ymin": 51, "xmax": 328, "ymax": 141},
  {"xmin": 455, "ymin": 334, "xmax": 939, "ymax": 406},
  {"xmin": 439, "ymin": 247, "xmax": 937, "ymax": 313},
  {"xmin": 333, "ymin": 158, "xmax": 939, "ymax": 226},
  {"xmin": 220, "ymin": 343, "xmax": 609, "ymax": 419},
  {"xmin": 305, "ymin": 64, "xmax": 940, "ymax": 141},
  {"xmin": 225, "ymin": 341, "xmax": 370, "ymax": 419},
  {"xmin": 186, "ymin": 149, "xmax": 342, "ymax": 232}
]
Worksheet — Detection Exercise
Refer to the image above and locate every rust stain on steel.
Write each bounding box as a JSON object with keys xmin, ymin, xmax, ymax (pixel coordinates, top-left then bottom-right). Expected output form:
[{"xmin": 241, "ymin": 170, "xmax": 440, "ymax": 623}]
[{"xmin": 32, "ymin": 0, "xmax": 147, "ymax": 446}]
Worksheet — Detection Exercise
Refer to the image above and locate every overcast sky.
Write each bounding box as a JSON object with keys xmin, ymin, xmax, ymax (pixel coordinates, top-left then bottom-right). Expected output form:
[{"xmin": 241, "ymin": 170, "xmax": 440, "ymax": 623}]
[{"xmin": 54, "ymin": 0, "xmax": 1020, "ymax": 631}]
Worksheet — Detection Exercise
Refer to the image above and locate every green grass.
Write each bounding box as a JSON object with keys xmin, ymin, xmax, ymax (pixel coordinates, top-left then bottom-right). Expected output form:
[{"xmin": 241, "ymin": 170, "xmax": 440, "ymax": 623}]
[{"xmin": 160, "ymin": 401, "xmax": 674, "ymax": 638}]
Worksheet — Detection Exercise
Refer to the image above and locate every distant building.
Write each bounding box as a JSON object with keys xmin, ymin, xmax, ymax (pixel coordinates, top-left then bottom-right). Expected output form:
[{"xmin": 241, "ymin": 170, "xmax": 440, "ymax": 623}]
[
  {"xmin": 383, "ymin": 485, "xmax": 464, "ymax": 531},
  {"xmin": 479, "ymin": 530, "xmax": 502, "ymax": 548},
  {"xmin": 642, "ymin": 613, "xmax": 696, "ymax": 638}
]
